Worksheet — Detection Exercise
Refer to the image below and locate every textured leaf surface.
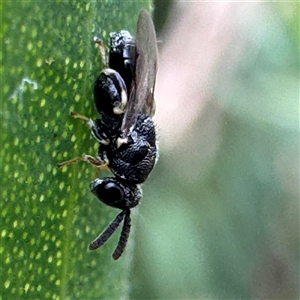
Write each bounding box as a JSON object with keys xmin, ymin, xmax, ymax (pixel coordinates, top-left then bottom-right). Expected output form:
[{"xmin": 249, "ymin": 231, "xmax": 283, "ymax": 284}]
[{"xmin": 1, "ymin": 1, "xmax": 152, "ymax": 299}]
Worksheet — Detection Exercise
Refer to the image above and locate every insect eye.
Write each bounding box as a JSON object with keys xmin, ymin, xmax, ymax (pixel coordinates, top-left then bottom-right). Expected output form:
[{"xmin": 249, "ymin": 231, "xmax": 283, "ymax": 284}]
[
  {"xmin": 90, "ymin": 179, "xmax": 125, "ymax": 207},
  {"xmin": 103, "ymin": 182, "xmax": 124, "ymax": 203}
]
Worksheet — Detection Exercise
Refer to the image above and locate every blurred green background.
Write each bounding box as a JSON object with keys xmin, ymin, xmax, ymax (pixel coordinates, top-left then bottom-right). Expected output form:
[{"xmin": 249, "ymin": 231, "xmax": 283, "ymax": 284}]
[{"xmin": 1, "ymin": 1, "xmax": 299, "ymax": 299}]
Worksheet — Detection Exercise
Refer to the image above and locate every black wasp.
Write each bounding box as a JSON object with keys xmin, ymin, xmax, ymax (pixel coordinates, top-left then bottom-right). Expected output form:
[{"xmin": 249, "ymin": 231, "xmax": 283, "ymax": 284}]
[{"xmin": 58, "ymin": 10, "xmax": 158, "ymax": 260}]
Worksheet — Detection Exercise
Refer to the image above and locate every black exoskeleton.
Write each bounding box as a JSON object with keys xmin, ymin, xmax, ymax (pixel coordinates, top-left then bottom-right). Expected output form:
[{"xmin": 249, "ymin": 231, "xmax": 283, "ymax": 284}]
[
  {"xmin": 109, "ymin": 30, "xmax": 135, "ymax": 92},
  {"xmin": 100, "ymin": 114, "xmax": 156, "ymax": 184},
  {"xmin": 58, "ymin": 10, "xmax": 158, "ymax": 260}
]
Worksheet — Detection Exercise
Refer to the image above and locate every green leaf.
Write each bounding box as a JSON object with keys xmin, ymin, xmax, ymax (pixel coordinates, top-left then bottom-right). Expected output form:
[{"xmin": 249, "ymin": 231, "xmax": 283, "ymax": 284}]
[{"xmin": 1, "ymin": 1, "xmax": 152, "ymax": 299}]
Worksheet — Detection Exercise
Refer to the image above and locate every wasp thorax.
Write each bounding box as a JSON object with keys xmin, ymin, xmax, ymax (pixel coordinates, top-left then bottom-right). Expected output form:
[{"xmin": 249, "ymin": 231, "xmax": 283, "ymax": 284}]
[{"xmin": 93, "ymin": 68, "xmax": 127, "ymax": 117}]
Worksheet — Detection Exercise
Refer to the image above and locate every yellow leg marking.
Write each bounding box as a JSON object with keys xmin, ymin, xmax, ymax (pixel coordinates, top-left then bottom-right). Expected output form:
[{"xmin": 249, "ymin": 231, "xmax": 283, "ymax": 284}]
[
  {"xmin": 94, "ymin": 36, "xmax": 108, "ymax": 68},
  {"xmin": 57, "ymin": 156, "xmax": 84, "ymax": 168},
  {"xmin": 70, "ymin": 111, "xmax": 90, "ymax": 121},
  {"xmin": 57, "ymin": 154, "xmax": 109, "ymax": 169}
]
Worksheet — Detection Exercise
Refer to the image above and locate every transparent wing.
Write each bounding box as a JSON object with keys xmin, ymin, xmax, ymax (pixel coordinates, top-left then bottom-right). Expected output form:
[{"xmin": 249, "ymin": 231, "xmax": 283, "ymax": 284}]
[{"xmin": 121, "ymin": 9, "xmax": 158, "ymax": 136}]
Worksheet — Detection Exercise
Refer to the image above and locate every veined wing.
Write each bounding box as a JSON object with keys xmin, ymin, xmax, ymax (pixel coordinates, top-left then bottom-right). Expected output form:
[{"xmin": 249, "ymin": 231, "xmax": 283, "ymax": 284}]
[{"xmin": 121, "ymin": 9, "xmax": 158, "ymax": 136}]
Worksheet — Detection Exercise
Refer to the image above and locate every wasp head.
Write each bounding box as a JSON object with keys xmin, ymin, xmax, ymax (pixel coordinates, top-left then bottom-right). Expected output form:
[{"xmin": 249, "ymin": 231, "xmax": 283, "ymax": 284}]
[{"xmin": 90, "ymin": 177, "xmax": 142, "ymax": 210}]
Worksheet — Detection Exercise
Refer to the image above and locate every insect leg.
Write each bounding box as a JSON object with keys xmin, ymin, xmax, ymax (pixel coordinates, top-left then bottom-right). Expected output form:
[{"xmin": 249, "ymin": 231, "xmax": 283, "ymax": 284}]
[
  {"xmin": 94, "ymin": 36, "xmax": 108, "ymax": 68},
  {"xmin": 89, "ymin": 210, "xmax": 126, "ymax": 250},
  {"xmin": 70, "ymin": 111, "xmax": 110, "ymax": 145},
  {"xmin": 57, "ymin": 154, "xmax": 109, "ymax": 169},
  {"xmin": 112, "ymin": 209, "xmax": 131, "ymax": 260},
  {"xmin": 70, "ymin": 111, "xmax": 97, "ymax": 130}
]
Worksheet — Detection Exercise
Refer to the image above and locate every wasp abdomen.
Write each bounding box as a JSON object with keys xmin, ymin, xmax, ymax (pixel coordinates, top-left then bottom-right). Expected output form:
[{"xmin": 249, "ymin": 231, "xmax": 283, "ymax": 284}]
[{"xmin": 109, "ymin": 30, "xmax": 135, "ymax": 92}]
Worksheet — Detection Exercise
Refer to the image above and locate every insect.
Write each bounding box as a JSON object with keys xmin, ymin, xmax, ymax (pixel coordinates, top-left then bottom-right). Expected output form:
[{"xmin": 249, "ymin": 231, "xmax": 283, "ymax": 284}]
[
  {"xmin": 58, "ymin": 10, "xmax": 158, "ymax": 260},
  {"xmin": 108, "ymin": 29, "xmax": 135, "ymax": 92}
]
